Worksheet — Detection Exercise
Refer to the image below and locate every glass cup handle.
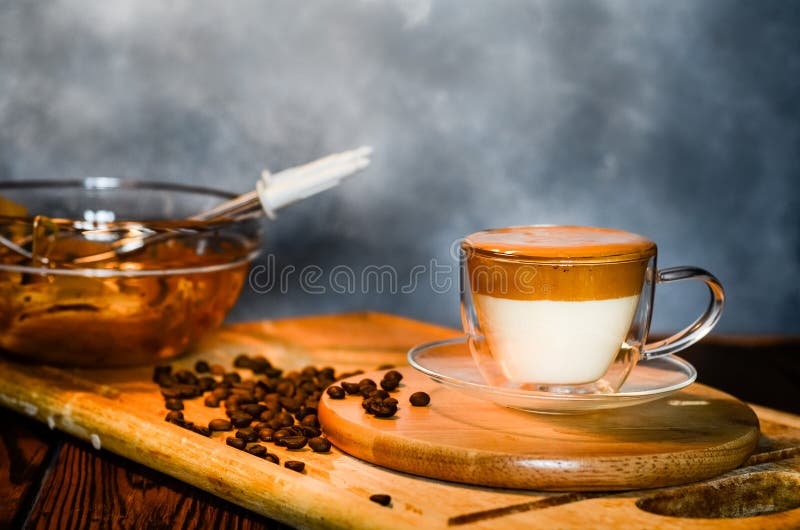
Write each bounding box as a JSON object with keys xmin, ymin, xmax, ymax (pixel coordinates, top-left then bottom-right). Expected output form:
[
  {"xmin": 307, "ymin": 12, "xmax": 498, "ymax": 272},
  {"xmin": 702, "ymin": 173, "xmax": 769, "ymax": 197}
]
[{"xmin": 641, "ymin": 266, "xmax": 725, "ymax": 361}]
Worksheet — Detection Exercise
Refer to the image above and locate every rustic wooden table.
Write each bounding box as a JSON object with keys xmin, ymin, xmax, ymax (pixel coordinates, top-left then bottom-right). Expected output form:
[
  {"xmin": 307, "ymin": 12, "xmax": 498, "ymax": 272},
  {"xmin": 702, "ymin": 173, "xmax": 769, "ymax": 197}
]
[{"xmin": 0, "ymin": 320, "xmax": 797, "ymax": 529}]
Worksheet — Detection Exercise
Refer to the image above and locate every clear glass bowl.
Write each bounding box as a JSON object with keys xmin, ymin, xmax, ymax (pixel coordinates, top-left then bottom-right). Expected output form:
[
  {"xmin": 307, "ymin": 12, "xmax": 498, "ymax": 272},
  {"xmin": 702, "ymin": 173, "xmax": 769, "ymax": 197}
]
[{"xmin": 0, "ymin": 179, "xmax": 262, "ymax": 367}]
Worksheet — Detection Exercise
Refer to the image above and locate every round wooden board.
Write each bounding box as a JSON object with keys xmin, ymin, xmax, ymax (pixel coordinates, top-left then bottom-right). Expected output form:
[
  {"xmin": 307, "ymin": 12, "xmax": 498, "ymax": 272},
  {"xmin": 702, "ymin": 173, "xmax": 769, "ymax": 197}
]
[{"xmin": 318, "ymin": 368, "xmax": 760, "ymax": 491}]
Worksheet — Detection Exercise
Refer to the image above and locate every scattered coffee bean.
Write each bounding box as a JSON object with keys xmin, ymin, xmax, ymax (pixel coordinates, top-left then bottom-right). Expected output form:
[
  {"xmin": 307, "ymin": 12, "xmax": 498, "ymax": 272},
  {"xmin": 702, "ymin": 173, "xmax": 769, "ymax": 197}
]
[
  {"xmin": 222, "ymin": 372, "xmax": 241, "ymax": 384},
  {"xmin": 326, "ymin": 386, "xmax": 345, "ymax": 399},
  {"xmin": 246, "ymin": 444, "xmax": 267, "ymax": 458},
  {"xmin": 210, "ymin": 364, "xmax": 226, "ymax": 375},
  {"xmin": 341, "ymin": 381, "xmax": 360, "ymax": 395},
  {"xmin": 241, "ymin": 403, "xmax": 266, "ymax": 417},
  {"xmin": 209, "ymin": 419, "xmax": 232, "ymax": 431},
  {"xmin": 204, "ymin": 395, "xmax": 220, "ymax": 408},
  {"xmin": 370, "ymin": 494, "xmax": 391, "ymax": 506},
  {"xmin": 226, "ymin": 437, "xmax": 246, "ymax": 450},
  {"xmin": 230, "ymin": 412, "xmax": 254, "ymax": 428},
  {"xmin": 409, "ymin": 392, "xmax": 430, "ymax": 407},
  {"xmin": 174, "ymin": 369, "xmax": 198, "ymax": 386},
  {"xmin": 164, "ymin": 411, "xmax": 184, "ymax": 423},
  {"xmin": 236, "ymin": 427, "xmax": 258, "ymax": 443},
  {"xmin": 309, "ymin": 437, "xmax": 331, "ymax": 453},
  {"xmin": 258, "ymin": 429, "xmax": 275, "ymax": 442},
  {"xmin": 283, "ymin": 436, "xmax": 308, "ymax": 450},
  {"xmin": 380, "ymin": 378, "xmax": 399, "ymax": 391},
  {"xmin": 191, "ymin": 425, "xmax": 212, "ymax": 437},
  {"xmin": 384, "ymin": 370, "xmax": 403, "ymax": 382},
  {"xmin": 264, "ymin": 453, "xmax": 280, "ymax": 465},
  {"xmin": 194, "ymin": 360, "xmax": 210, "ymax": 373},
  {"xmin": 233, "ymin": 354, "xmax": 252, "ymax": 369},
  {"xmin": 165, "ymin": 398, "xmax": 184, "ymax": 411},
  {"xmin": 285, "ymin": 461, "xmax": 305, "ymax": 473},
  {"xmin": 377, "ymin": 364, "xmax": 395, "ymax": 370},
  {"xmin": 370, "ymin": 402, "xmax": 398, "ymax": 418}
]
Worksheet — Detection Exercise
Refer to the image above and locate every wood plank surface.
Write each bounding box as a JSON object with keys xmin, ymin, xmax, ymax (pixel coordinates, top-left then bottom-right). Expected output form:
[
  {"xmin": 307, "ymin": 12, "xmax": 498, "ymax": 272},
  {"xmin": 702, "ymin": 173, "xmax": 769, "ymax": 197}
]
[
  {"xmin": 0, "ymin": 312, "xmax": 798, "ymax": 529},
  {"xmin": 0, "ymin": 408, "xmax": 56, "ymax": 529},
  {"xmin": 23, "ymin": 437, "xmax": 288, "ymax": 530}
]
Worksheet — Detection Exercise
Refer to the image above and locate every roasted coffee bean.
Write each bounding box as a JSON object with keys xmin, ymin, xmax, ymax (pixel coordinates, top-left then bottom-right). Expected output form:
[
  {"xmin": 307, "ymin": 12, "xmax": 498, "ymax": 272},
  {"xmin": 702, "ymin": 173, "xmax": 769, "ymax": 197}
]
[
  {"xmin": 279, "ymin": 396, "xmax": 301, "ymax": 412},
  {"xmin": 295, "ymin": 406, "xmax": 317, "ymax": 421},
  {"xmin": 267, "ymin": 418, "xmax": 284, "ymax": 430},
  {"xmin": 326, "ymin": 386, "xmax": 345, "ymax": 399},
  {"xmin": 409, "ymin": 392, "xmax": 430, "ymax": 407},
  {"xmin": 341, "ymin": 382, "xmax": 360, "ymax": 395},
  {"xmin": 241, "ymin": 403, "xmax": 266, "ymax": 417},
  {"xmin": 236, "ymin": 427, "xmax": 258, "ymax": 443},
  {"xmin": 194, "ymin": 360, "xmax": 210, "ymax": 373},
  {"xmin": 198, "ymin": 376, "xmax": 216, "ymax": 392},
  {"xmin": 309, "ymin": 437, "xmax": 331, "ymax": 453},
  {"xmin": 276, "ymin": 380, "xmax": 295, "ymax": 397},
  {"xmin": 258, "ymin": 428, "xmax": 275, "ymax": 442},
  {"xmin": 359, "ymin": 378, "xmax": 377, "ymax": 388},
  {"xmin": 251, "ymin": 421, "xmax": 270, "ymax": 431},
  {"xmin": 300, "ymin": 426, "xmax": 321, "ymax": 438},
  {"xmin": 230, "ymin": 412, "xmax": 254, "ymax": 428},
  {"xmin": 210, "ymin": 364, "xmax": 226, "ymax": 375},
  {"xmin": 285, "ymin": 461, "xmax": 305, "ymax": 473},
  {"xmin": 362, "ymin": 397, "xmax": 375, "ymax": 411},
  {"xmin": 233, "ymin": 354, "xmax": 252, "ymax": 369},
  {"xmin": 250, "ymin": 356, "xmax": 270, "ymax": 374},
  {"xmin": 384, "ymin": 370, "xmax": 403, "ymax": 382},
  {"xmin": 264, "ymin": 453, "xmax": 280, "ymax": 465},
  {"xmin": 160, "ymin": 387, "xmax": 182, "ymax": 399},
  {"xmin": 209, "ymin": 419, "xmax": 232, "ymax": 431},
  {"xmin": 377, "ymin": 364, "xmax": 395, "ymax": 370},
  {"xmin": 370, "ymin": 402, "xmax": 398, "ymax": 418},
  {"xmin": 283, "ymin": 436, "xmax": 308, "ymax": 450},
  {"xmin": 165, "ymin": 411, "xmax": 184, "ymax": 423},
  {"xmin": 370, "ymin": 494, "xmax": 391, "ymax": 506},
  {"xmin": 212, "ymin": 387, "xmax": 229, "ymax": 399},
  {"xmin": 191, "ymin": 425, "xmax": 212, "ymax": 437},
  {"xmin": 300, "ymin": 414, "xmax": 318, "ymax": 428},
  {"xmin": 226, "ymin": 437, "xmax": 246, "ymax": 450},
  {"xmin": 204, "ymin": 395, "xmax": 220, "ymax": 408},
  {"xmin": 276, "ymin": 412, "xmax": 295, "ymax": 428},
  {"xmin": 259, "ymin": 409, "xmax": 277, "ymax": 422},
  {"xmin": 383, "ymin": 397, "xmax": 399, "ymax": 407},
  {"xmin": 165, "ymin": 398, "xmax": 184, "ymax": 411},
  {"xmin": 380, "ymin": 378, "xmax": 399, "ymax": 391},
  {"xmin": 372, "ymin": 389, "xmax": 390, "ymax": 400},
  {"xmin": 273, "ymin": 429, "xmax": 291, "ymax": 444},
  {"xmin": 246, "ymin": 444, "xmax": 267, "ymax": 458},
  {"xmin": 222, "ymin": 372, "xmax": 241, "ymax": 384},
  {"xmin": 174, "ymin": 370, "xmax": 198, "ymax": 386}
]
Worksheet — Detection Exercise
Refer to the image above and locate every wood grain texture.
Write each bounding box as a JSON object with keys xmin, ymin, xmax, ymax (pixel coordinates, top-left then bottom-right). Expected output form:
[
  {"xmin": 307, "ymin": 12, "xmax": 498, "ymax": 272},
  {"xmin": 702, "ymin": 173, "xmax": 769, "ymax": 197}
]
[
  {"xmin": 0, "ymin": 408, "xmax": 55, "ymax": 529},
  {"xmin": 318, "ymin": 368, "xmax": 759, "ymax": 491},
  {"xmin": 24, "ymin": 438, "xmax": 289, "ymax": 530},
  {"xmin": 0, "ymin": 312, "xmax": 798, "ymax": 529}
]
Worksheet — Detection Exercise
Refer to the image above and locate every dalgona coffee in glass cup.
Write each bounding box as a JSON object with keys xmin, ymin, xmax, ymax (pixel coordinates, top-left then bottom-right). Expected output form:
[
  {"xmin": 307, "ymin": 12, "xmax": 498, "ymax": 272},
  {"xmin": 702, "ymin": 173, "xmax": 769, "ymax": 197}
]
[{"xmin": 460, "ymin": 225, "xmax": 725, "ymax": 394}]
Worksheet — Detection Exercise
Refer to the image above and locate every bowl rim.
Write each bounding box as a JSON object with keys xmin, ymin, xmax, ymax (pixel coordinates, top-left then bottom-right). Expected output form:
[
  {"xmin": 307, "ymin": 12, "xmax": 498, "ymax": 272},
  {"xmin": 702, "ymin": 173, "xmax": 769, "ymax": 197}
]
[{"xmin": 0, "ymin": 178, "xmax": 262, "ymax": 276}]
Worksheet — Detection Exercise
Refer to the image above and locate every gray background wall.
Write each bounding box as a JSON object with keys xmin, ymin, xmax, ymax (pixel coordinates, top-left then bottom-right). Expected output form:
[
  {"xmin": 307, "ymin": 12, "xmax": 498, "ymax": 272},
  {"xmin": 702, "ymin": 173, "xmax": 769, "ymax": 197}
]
[{"xmin": 0, "ymin": 0, "xmax": 797, "ymax": 333}]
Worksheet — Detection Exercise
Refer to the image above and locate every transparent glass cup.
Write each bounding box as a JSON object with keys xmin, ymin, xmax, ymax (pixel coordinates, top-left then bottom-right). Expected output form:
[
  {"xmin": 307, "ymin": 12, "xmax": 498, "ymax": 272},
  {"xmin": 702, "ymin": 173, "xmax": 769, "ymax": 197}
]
[{"xmin": 460, "ymin": 228, "xmax": 725, "ymax": 394}]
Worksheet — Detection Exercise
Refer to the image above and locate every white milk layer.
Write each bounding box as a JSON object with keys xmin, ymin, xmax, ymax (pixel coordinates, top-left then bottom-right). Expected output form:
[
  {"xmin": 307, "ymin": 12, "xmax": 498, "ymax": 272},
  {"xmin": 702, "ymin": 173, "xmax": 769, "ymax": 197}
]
[{"xmin": 474, "ymin": 294, "xmax": 640, "ymax": 384}]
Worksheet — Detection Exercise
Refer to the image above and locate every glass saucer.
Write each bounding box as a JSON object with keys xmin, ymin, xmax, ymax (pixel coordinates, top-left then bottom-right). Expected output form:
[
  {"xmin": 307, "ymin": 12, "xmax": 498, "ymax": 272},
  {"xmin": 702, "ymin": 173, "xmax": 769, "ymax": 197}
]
[{"xmin": 408, "ymin": 338, "xmax": 697, "ymax": 414}]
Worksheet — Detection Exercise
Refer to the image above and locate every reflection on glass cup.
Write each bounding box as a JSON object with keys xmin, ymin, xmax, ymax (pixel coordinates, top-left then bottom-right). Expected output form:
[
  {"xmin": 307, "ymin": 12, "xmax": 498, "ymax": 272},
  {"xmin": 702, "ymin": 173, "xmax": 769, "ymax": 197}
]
[{"xmin": 460, "ymin": 226, "xmax": 725, "ymax": 394}]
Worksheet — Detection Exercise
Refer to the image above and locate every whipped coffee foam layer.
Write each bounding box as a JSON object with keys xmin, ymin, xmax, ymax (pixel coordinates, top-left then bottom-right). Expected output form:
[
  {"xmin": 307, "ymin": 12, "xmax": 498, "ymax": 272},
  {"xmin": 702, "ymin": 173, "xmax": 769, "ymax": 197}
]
[
  {"xmin": 465, "ymin": 225, "xmax": 657, "ymax": 261},
  {"xmin": 464, "ymin": 226, "xmax": 655, "ymax": 301},
  {"xmin": 475, "ymin": 293, "xmax": 640, "ymax": 384}
]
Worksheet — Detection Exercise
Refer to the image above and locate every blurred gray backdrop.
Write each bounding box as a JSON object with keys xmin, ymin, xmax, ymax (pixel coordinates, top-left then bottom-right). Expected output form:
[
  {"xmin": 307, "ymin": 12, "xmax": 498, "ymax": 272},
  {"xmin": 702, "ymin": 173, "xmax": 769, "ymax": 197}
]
[{"xmin": 1, "ymin": 0, "xmax": 798, "ymax": 333}]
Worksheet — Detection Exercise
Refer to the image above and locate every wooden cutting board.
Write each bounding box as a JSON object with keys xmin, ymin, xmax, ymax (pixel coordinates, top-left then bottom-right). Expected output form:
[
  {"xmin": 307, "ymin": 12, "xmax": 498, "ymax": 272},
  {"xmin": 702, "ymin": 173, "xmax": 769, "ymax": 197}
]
[
  {"xmin": 318, "ymin": 368, "xmax": 759, "ymax": 491},
  {"xmin": 0, "ymin": 312, "xmax": 799, "ymax": 529}
]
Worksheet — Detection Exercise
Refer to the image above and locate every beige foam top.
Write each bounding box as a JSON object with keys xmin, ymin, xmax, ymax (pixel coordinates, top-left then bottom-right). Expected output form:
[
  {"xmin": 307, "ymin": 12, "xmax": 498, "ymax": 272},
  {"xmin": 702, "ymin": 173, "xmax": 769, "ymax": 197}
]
[{"xmin": 464, "ymin": 225, "xmax": 656, "ymax": 263}]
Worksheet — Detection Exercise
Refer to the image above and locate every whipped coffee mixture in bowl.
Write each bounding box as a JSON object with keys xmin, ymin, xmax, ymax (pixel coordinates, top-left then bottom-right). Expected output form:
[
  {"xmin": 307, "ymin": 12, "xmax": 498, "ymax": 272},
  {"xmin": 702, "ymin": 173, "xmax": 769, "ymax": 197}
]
[{"xmin": 460, "ymin": 225, "xmax": 724, "ymax": 394}]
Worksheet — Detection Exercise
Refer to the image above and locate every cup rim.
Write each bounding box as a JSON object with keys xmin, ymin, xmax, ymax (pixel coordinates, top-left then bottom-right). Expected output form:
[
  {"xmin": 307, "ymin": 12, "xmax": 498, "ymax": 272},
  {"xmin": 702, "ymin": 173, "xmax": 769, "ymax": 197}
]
[{"xmin": 462, "ymin": 225, "xmax": 657, "ymax": 264}]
